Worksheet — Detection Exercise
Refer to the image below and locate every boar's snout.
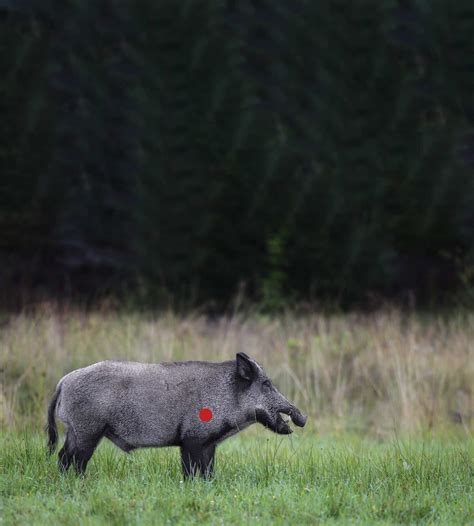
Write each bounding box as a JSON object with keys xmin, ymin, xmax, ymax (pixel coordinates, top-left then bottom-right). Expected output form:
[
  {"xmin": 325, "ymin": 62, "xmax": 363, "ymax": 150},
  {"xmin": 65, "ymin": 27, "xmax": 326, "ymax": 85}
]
[
  {"xmin": 280, "ymin": 406, "xmax": 308, "ymax": 429},
  {"xmin": 290, "ymin": 409, "xmax": 307, "ymax": 428}
]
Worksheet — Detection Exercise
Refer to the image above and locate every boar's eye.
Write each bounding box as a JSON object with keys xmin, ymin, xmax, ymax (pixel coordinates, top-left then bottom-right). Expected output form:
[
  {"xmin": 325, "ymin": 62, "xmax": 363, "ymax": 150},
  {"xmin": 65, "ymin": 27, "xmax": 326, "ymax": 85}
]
[{"xmin": 262, "ymin": 379, "xmax": 272, "ymax": 392}]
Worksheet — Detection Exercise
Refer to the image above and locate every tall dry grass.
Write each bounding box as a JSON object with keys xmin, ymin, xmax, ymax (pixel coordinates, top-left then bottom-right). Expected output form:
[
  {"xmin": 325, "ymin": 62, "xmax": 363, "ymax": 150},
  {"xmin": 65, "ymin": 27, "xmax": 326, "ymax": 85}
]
[{"xmin": 1, "ymin": 307, "xmax": 472, "ymax": 435}]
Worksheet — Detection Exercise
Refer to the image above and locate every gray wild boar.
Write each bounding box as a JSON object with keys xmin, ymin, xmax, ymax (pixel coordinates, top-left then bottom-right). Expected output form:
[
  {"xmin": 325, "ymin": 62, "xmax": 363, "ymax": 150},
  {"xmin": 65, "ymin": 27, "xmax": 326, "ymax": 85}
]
[{"xmin": 47, "ymin": 352, "xmax": 307, "ymax": 478}]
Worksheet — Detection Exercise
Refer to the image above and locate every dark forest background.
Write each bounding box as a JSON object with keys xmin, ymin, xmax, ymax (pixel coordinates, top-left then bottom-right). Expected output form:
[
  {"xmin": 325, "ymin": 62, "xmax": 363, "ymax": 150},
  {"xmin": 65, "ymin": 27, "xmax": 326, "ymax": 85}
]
[{"xmin": 1, "ymin": 0, "xmax": 473, "ymax": 310}]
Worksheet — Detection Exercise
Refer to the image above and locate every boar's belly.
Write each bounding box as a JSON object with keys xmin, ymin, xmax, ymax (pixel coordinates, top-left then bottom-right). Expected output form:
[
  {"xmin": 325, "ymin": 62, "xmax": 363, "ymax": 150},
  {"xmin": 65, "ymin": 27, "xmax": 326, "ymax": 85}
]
[{"xmin": 107, "ymin": 391, "xmax": 184, "ymax": 448}]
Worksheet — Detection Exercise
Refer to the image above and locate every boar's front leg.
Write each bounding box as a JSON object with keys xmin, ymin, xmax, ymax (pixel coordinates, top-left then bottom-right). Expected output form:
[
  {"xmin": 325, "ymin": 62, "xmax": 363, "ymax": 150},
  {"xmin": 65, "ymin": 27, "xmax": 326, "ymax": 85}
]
[{"xmin": 180, "ymin": 443, "xmax": 216, "ymax": 479}]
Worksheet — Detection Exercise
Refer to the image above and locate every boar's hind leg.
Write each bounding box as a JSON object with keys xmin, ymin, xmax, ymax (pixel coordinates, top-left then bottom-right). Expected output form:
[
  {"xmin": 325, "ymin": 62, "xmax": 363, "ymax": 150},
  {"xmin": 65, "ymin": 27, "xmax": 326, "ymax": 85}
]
[
  {"xmin": 58, "ymin": 429, "xmax": 75, "ymax": 473},
  {"xmin": 58, "ymin": 427, "xmax": 103, "ymax": 475},
  {"xmin": 180, "ymin": 444, "xmax": 216, "ymax": 479}
]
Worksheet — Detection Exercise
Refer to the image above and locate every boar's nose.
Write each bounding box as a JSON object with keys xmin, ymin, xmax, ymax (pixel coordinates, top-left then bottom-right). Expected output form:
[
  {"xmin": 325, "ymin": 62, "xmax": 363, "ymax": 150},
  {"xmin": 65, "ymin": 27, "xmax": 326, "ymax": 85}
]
[{"xmin": 290, "ymin": 409, "xmax": 307, "ymax": 427}]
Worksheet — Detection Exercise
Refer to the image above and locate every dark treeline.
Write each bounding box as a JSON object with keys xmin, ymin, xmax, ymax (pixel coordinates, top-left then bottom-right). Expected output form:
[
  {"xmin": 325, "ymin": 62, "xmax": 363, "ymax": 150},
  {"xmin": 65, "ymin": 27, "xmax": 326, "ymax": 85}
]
[{"xmin": 1, "ymin": 0, "xmax": 473, "ymax": 310}]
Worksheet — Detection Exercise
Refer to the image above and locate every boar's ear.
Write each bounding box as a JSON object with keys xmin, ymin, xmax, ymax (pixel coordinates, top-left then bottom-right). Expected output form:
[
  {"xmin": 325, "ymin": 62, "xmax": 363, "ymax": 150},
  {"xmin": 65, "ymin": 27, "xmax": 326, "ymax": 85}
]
[{"xmin": 236, "ymin": 352, "xmax": 257, "ymax": 381}]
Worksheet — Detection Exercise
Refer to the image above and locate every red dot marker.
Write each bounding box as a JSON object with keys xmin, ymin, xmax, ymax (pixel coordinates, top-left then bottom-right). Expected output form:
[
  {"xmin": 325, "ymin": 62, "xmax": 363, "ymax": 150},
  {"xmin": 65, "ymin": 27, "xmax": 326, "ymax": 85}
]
[{"xmin": 199, "ymin": 407, "xmax": 213, "ymax": 422}]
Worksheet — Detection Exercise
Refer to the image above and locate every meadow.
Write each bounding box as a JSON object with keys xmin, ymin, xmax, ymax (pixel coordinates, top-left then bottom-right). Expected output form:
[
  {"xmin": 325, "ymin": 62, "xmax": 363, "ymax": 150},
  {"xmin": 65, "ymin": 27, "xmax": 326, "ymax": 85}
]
[{"xmin": 1, "ymin": 308, "xmax": 473, "ymax": 524}]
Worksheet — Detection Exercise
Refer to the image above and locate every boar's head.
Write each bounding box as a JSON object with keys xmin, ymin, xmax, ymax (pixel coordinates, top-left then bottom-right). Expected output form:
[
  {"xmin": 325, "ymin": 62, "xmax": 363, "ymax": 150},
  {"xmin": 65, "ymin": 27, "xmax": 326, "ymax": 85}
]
[{"xmin": 235, "ymin": 352, "xmax": 307, "ymax": 434}]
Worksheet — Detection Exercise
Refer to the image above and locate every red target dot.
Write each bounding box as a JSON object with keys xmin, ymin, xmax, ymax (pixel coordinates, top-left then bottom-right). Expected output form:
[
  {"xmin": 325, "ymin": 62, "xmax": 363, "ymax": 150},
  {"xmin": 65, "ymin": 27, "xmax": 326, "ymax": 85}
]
[{"xmin": 199, "ymin": 407, "xmax": 213, "ymax": 422}]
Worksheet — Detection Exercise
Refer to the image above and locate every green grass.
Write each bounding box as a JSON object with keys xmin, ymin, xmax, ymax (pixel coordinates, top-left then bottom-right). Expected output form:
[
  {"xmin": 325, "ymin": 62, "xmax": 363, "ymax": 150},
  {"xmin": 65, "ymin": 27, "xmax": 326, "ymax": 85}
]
[{"xmin": 1, "ymin": 431, "xmax": 472, "ymax": 525}]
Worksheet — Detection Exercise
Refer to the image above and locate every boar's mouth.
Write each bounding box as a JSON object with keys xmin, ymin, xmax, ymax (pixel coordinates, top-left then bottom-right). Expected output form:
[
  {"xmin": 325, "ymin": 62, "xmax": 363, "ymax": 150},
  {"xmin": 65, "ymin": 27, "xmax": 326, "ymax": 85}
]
[{"xmin": 276, "ymin": 412, "xmax": 292, "ymax": 434}]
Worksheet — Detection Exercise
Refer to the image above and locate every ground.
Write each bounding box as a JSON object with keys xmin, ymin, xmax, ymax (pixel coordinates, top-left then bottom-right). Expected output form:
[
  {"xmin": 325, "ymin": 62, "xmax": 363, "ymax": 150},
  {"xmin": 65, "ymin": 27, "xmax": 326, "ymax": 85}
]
[{"xmin": 1, "ymin": 431, "xmax": 472, "ymax": 525}]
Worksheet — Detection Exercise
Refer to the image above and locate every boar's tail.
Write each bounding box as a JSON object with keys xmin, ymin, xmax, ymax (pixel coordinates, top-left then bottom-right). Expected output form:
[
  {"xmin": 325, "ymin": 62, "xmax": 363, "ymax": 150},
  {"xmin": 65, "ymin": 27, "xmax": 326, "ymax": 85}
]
[{"xmin": 46, "ymin": 383, "xmax": 61, "ymax": 455}]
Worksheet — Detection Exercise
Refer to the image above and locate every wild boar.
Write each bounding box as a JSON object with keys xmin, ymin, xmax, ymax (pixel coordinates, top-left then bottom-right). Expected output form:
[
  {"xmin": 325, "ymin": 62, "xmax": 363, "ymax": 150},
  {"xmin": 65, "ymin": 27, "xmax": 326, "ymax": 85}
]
[{"xmin": 47, "ymin": 352, "xmax": 307, "ymax": 477}]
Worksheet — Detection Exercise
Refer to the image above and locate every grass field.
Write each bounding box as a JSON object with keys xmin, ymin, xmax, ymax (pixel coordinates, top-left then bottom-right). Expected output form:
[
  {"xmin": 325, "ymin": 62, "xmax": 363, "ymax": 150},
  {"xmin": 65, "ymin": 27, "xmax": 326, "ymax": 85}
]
[
  {"xmin": 1, "ymin": 432, "xmax": 472, "ymax": 525},
  {"xmin": 1, "ymin": 309, "xmax": 473, "ymax": 524}
]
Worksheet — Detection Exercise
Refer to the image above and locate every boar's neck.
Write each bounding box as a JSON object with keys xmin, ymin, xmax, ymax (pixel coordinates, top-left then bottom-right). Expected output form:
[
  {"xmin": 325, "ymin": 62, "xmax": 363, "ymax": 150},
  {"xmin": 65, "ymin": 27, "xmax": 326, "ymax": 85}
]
[
  {"xmin": 219, "ymin": 362, "xmax": 250, "ymax": 421},
  {"xmin": 206, "ymin": 362, "xmax": 253, "ymax": 434}
]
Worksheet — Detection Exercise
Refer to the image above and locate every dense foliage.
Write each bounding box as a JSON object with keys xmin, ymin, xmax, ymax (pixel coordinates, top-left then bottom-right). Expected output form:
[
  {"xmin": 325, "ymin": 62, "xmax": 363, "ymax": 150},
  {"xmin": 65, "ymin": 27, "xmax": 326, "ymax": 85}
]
[{"xmin": 1, "ymin": 1, "xmax": 473, "ymax": 307}]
